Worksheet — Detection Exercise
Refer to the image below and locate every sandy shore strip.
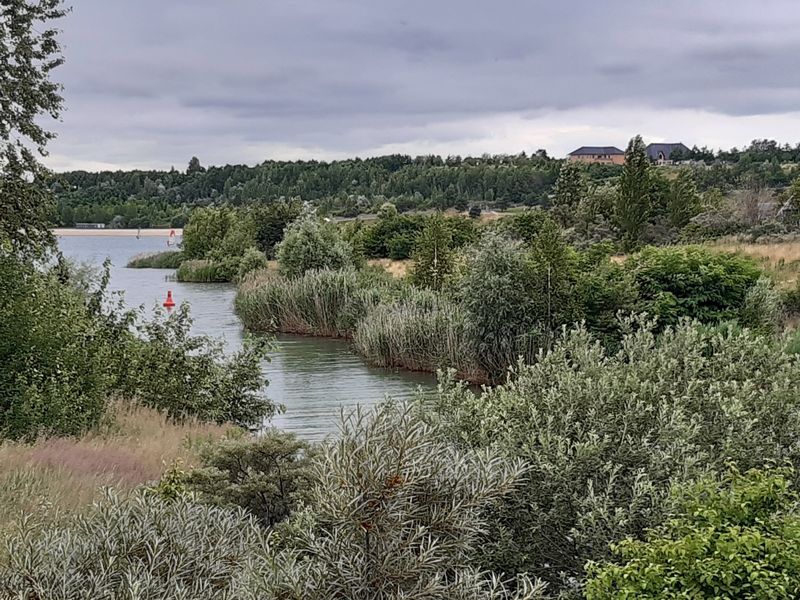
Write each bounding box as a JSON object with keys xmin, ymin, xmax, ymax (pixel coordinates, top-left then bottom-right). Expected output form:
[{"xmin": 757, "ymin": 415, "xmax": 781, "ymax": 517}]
[{"xmin": 54, "ymin": 228, "xmax": 183, "ymax": 237}]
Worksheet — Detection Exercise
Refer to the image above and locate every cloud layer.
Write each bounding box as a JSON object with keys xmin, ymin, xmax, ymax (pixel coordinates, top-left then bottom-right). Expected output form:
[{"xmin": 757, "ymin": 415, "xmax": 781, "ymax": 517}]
[{"xmin": 46, "ymin": 1, "xmax": 800, "ymax": 170}]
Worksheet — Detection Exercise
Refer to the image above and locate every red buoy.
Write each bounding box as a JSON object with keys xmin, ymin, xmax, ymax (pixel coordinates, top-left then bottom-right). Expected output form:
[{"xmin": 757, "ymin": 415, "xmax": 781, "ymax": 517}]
[{"xmin": 163, "ymin": 290, "xmax": 176, "ymax": 309}]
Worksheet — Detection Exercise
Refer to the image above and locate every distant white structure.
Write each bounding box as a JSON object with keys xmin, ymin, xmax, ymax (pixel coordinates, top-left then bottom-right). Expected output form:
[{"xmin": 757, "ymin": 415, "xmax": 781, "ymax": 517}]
[{"xmin": 75, "ymin": 223, "xmax": 106, "ymax": 229}]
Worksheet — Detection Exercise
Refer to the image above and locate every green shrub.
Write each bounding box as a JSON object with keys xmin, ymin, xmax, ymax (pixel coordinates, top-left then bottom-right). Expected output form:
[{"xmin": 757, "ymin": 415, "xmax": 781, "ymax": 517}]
[
  {"xmin": 235, "ymin": 268, "xmax": 386, "ymax": 337},
  {"xmin": 112, "ymin": 305, "xmax": 274, "ymax": 428},
  {"xmin": 183, "ymin": 429, "xmax": 314, "ymax": 527},
  {"xmin": 353, "ymin": 289, "xmax": 482, "ymax": 380},
  {"xmin": 0, "ymin": 257, "xmax": 113, "ymax": 439},
  {"xmin": 0, "ymin": 490, "xmax": 269, "ymax": 599},
  {"xmin": 585, "ymin": 468, "xmax": 800, "ymax": 600},
  {"xmin": 181, "ymin": 206, "xmax": 234, "ymax": 260},
  {"xmin": 359, "ymin": 214, "xmax": 423, "ymax": 259},
  {"xmin": 628, "ymin": 245, "xmax": 762, "ymax": 326},
  {"xmin": 739, "ymin": 276, "xmax": 784, "ymax": 334},
  {"xmin": 236, "ymin": 247, "xmax": 269, "ymax": 280},
  {"xmin": 245, "ymin": 401, "xmax": 546, "ymax": 599},
  {"xmin": 276, "ymin": 212, "xmax": 357, "ymax": 278},
  {"xmin": 436, "ymin": 319, "xmax": 800, "ymax": 594},
  {"xmin": 409, "ymin": 214, "xmax": 455, "ymax": 290},
  {"xmin": 126, "ymin": 250, "xmax": 185, "ymax": 269}
]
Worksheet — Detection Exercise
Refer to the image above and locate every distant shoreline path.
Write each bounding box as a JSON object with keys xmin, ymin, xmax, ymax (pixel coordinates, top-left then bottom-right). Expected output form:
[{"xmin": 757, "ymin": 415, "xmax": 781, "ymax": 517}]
[{"xmin": 53, "ymin": 228, "xmax": 183, "ymax": 237}]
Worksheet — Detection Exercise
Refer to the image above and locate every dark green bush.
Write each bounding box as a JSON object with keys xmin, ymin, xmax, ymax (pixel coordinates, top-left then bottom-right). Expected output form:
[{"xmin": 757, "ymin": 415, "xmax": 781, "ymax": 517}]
[
  {"xmin": 184, "ymin": 429, "xmax": 314, "ymax": 527},
  {"xmin": 628, "ymin": 245, "xmax": 762, "ymax": 326}
]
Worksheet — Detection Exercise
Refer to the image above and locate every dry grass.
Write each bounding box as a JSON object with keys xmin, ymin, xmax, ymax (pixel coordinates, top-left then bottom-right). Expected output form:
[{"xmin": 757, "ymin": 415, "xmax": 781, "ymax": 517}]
[
  {"xmin": 707, "ymin": 240, "xmax": 800, "ymax": 287},
  {"xmin": 0, "ymin": 403, "xmax": 234, "ymax": 532},
  {"xmin": 368, "ymin": 258, "xmax": 411, "ymax": 278}
]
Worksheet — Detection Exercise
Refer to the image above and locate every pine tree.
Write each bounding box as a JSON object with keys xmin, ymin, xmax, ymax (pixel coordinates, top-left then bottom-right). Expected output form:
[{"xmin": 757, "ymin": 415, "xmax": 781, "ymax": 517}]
[{"xmin": 616, "ymin": 135, "xmax": 652, "ymax": 250}]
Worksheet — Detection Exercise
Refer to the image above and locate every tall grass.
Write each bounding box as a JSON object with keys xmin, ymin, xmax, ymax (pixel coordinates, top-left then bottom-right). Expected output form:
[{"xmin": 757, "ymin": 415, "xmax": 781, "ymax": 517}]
[
  {"xmin": 235, "ymin": 268, "xmax": 388, "ymax": 337},
  {"xmin": 126, "ymin": 250, "xmax": 184, "ymax": 269},
  {"xmin": 175, "ymin": 259, "xmax": 230, "ymax": 282},
  {"xmin": 0, "ymin": 403, "xmax": 233, "ymax": 535},
  {"xmin": 353, "ymin": 290, "xmax": 486, "ymax": 381}
]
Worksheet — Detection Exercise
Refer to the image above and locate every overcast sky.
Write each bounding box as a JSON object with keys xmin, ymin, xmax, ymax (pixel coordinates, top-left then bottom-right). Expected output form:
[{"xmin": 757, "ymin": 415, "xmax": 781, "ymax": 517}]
[{"xmin": 44, "ymin": 0, "xmax": 800, "ymax": 171}]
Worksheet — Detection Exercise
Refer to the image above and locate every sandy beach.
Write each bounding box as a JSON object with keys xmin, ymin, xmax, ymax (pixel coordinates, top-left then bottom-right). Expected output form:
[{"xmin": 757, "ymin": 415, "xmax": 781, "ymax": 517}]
[{"xmin": 54, "ymin": 228, "xmax": 182, "ymax": 237}]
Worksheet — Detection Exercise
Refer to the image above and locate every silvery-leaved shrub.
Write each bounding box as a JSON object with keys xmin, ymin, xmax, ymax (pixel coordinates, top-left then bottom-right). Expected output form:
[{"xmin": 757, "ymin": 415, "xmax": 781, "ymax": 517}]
[
  {"xmin": 0, "ymin": 491, "xmax": 269, "ymax": 600},
  {"xmin": 241, "ymin": 401, "xmax": 548, "ymax": 599},
  {"xmin": 436, "ymin": 317, "xmax": 800, "ymax": 596}
]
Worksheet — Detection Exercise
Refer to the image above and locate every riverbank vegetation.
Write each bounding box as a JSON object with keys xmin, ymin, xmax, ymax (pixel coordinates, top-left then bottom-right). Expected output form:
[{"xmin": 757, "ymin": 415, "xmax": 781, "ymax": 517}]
[
  {"xmin": 9, "ymin": 5, "xmax": 800, "ymax": 598},
  {"xmin": 126, "ymin": 249, "xmax": 184, "ymax": 269}
]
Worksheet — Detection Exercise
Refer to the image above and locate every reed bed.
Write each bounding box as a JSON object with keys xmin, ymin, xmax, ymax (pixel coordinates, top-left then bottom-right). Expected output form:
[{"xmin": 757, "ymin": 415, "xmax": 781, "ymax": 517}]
[
  {"xmin": 126, "ymin": 250, "xmax": 184, "ymax": 269},
  {"xmin": 353, "ymin": 291, "xmax": 486, "ymax": 381},
  {"xmin": 175, "ymin": 259, "xmax": 230, "ymax": 282},
  {"xmin": 0, "ymin": 403, "xmax": 233, "ymax": 534},
  {"xmin": 235, "ymin": 268, "xmax": 387, "ymax": 337}
]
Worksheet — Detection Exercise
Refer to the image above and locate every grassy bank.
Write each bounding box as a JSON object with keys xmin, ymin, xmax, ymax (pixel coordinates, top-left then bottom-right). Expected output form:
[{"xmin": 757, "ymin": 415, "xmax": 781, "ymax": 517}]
[
  {"xmin": 0, "ymin": 403, "xmax": 233, "ymax": 534},
  {"xmin": 127, "ymin": 250, "xmax": 184, "ymax": 269}
]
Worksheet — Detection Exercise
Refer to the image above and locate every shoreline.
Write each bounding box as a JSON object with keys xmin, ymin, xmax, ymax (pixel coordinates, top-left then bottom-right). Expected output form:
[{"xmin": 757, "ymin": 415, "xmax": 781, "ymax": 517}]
[{"xmin": 54, "ymin": 228, "xmax": 183, "ymax": 237}]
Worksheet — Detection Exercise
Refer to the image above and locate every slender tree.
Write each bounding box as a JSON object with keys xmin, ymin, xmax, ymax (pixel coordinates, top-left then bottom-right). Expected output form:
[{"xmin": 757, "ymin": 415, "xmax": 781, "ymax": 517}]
[
  {"xmin": 0, "ymin": 0, "xmax": 68, "ymax": 255},
  {"xmin": 615, "ymin": 135, "xmax": 651, "ymax": 250},
  {"xmin": 553, "ymin": 160, "xmax": 586, "ymax": 226}
]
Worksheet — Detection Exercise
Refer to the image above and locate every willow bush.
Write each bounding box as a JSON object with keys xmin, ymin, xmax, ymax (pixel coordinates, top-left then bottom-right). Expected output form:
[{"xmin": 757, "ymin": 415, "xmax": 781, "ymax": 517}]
[
  {"xmin": 353, "ymin": 289, "xmax": 484, "ymax": 380},
  {"xmin": 235, "ymin": 268, "xmax": 391, "ymax": 337},
  {"xmin": 436, "ymin": 318, "xmax": 800, "ymax": 596},
  {"xmin": 0, "ymin": 491, "xmax": 269, "ymax": 600},
  {"xmin": 243, "ymin": 401, "xmax": 547, "ymax": 600}
]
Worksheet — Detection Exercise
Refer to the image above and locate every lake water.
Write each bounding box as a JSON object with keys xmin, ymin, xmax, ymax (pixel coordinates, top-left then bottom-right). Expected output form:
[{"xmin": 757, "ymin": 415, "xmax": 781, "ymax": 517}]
[{"xmin": 57, "ymin": 233, "xmax": 435, "ymax": 440}]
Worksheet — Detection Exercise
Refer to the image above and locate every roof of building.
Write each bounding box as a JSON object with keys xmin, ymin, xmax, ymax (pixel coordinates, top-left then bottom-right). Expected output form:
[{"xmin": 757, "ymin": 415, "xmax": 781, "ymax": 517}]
[
  {"xmin": 568, "ymin": 146, "xmax": 625, "ymax": 156},
  {"xmin": 645, "ymin": 142, "xmax": 689, "ymax": 160}
]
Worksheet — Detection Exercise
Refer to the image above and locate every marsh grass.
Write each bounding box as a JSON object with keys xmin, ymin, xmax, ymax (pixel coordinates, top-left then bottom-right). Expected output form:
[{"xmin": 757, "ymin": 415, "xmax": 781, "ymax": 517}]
[
  {"xmin": 175, "ymin": 259, "xmax": 230, "ymax": 282},
  {"xmin": 0, "ymin": 403, "xmax": 234, "ymax": 534},
  {"xmin": 353, "ymin": 291, "xmax": 486, "ymax": 381},
  {"xmin": 235, "ymin": 268, "xmax": 386, "ymax": 337},
  {"xmin": 126, "ymin": 250, "xmax": 184, "ymax": 269},
  {"xmin": 709, "ymin": 240, "xmax": 800, "ymax": 287}
]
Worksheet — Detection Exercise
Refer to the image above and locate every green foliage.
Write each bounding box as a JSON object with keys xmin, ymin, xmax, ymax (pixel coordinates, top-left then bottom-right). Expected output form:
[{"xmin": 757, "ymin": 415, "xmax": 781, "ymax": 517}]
[
  {"xmin": 0, "ymin": 257, "xmax": 112, "ymax": 439},
  {"xmin": 245, "ymin": 401, "xmax": 546, "ymax": 600},
  {"xmin": 184, "ymin": 430, "xmax": 314, "ymax": 527},
  {"xmin": 0, "ymin": 490, "xmax": 269, "ymax": 599},
  {"xmin": 740, "ymin": 277, "xmax": 784, "ymax": 334},
  {"xmin": 176, "ymin": 258, "xmax": 234, "ymax": 283},
  {"xmin": 359, "ymin": 214, "xmax": 423, "ymax": 259},
  {"xmin": 353, "ymin": 289, "xmax": 482, "ymax": 380},
  {"xmin": 249, "ymin": 200, "xmax": 301, "ymax": 257},
  {"xmin": 666, "ymin": 170, "xmax": 702, "ymax": 228},
  {"xmin": 616, "ymin": 135, "xmax": 652, "ymax": 250},
  {"xmin": 181, "ymin": 206, "xmax": 234, "ymax": 260},
  {"xmin": 436, "ymin": 320, "xmax": 800, "ymax": 594},
  {"xmin": 553, "ymin": 161, "xmax": 587, "ymax": 226},
  {"xmin": 126, "ymin": 249, "xmax": 185, "ymax": 269},
  {"xmin": 112, "ymin": 304, "xmax": 274, "ymax": 428},
  {"xmin": 237, "ymin": 247, "xmax": 270, "ymax": 279},
  {"xmin": 628, "ymin": 245, "xmax": 762, "ymax": 327},
  {"xmin": 585, "ymin": 468, "xmax": 800, "ymax": 600},
  {"xmin": 0, "ymin": 0, "xmax": 67, "ymax": 256},
  {"xmin": 235, "ymin": 268, "xmax": 390, "ymax": 337},
  {"xmin": 377, "ymin": 201, "xmax": 398, "ymax": 219},
  {"xmin": 276, "ymin": 212, "xmax": 357, "ymax": 278},
  {"xmin": 409, "ymin": 214, "xmax": 455, "ymax": 290}
]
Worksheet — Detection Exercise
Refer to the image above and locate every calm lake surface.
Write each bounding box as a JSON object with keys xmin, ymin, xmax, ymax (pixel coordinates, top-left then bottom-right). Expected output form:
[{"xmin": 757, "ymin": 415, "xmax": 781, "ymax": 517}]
[{"xmin": 57, "ymin": 233, "xmax": 435, "ymax": 440}]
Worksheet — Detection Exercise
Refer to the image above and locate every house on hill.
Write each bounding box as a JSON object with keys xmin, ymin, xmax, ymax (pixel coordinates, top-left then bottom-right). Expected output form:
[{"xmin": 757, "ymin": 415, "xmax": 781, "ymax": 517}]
[
  {"xmin": 567, "ymin": 146, "xmax": 625, "ymax": 165},
  {"xmin": 646, "ymin": 142, "xmax": 689, "ymax": 164}
]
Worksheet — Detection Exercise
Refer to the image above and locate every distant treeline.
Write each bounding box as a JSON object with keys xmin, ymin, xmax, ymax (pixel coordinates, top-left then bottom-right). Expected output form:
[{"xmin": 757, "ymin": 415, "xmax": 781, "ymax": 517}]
[{"xmin": 50, "ymin": 139, "xmax": 800, "ymax": 228}]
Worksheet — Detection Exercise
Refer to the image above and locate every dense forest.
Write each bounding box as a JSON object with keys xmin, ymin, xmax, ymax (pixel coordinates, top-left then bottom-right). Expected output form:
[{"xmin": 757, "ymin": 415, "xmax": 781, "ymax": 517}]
[{"xmin": 50, "ymin": 139, "xmax": 800, "ymax": 228}]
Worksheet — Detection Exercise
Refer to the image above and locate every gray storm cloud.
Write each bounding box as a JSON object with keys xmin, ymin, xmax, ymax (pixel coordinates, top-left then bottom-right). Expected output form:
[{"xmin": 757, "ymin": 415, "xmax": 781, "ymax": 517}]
[{"xmin": 47, "ymin": 0, "xmax": 800, "ymax": 169}]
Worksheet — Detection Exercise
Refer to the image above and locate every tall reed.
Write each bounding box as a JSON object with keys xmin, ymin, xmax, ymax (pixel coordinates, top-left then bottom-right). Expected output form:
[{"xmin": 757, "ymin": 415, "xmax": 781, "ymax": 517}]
[
  {"xmin": 353, "ymin": 289, "xmax": 486, "ymax": 381},
  {"xmin": 126, "ymin": 250, "xmax": 184, "ymax": 269},
  {"xmin": 235, "ymin": 268, "xmax": 387, "ymax": 338}
]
